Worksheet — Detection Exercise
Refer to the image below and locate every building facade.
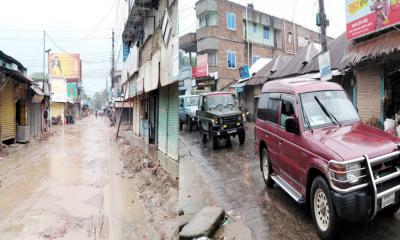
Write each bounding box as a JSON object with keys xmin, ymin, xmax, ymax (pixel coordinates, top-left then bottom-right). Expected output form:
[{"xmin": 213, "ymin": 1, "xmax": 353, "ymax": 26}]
[
  {"xmin": 193, "ymin": 0, "xmax": 325, "ymax": 90},
  {"xmin": 122, "ymin": 0, "xmax": 179, "ymax": 165}
]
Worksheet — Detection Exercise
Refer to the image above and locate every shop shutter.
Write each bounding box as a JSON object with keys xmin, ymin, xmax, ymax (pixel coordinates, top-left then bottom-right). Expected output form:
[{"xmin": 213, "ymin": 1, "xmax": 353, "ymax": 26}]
[
  {"xmin": 29, "ymin": 102, "xmax": 35, "ymax": 138},
  {"xmin": 33, "ymin": 103, "xmax": 41, "ymax": 137},
  {"xmin": 158, "ymin": 86, "xmax": 168, "ymax": 154},
  {"xmin": 167, "ymin": 83, "xmax": 179, "ymax": 161},
  {"xmin": 0, "ymin": 80, "xmax": 16, "ymax": 141}
]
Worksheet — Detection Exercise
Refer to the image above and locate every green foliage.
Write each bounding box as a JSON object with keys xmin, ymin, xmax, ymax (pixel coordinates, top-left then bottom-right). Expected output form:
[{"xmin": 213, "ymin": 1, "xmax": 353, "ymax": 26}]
[
  {"xmin": 179, "ymin": 51, "xmax": 196, "ymax": 68},
  {"xmin": 30, "ymin": 72, "xmax": 48, "ymax": 81},
  {"xmin": 90, "ymin": 89, "xmax": 107, "ymax": 111}
]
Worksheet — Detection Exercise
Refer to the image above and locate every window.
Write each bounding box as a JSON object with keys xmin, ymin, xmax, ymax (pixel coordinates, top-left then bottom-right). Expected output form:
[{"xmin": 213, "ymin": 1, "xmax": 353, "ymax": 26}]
[
  {"xmin": 300, "ymin": 90, "xmax": 359, "ymax": 129},
  {"xmin": 257, "ymin": 93, "xmax": 270, "ymax": 120},
  {"xmin": 252, "ymin": 55, "xmax": 261, "ymax": 64},
  {"xmin": 280, "ymin": 94, "xmax": 296, "ymax": 127},
  {"xmin": 266, "ymin": 93, "xmax": 281, "ymax": 124},
  {"xmin": 226, "ymin": 12, "xmax": 236, "ymax": 30},
  {"xmin": 227, "ymin": 51, "xmax": 236, "ymax": 69},
  {"xmin": 253, "ymin": 23, "xmax": 257, "ymax": 33},
  {"xmin": 198, "ymin": 11, "xmax": 218, "ymax": 28},
  {"xmin": 263, "ymin": 26, "xmax": 270, "ymax": 40},
  {"xmin": 288, "ymin": 32, "xmax": 293, "ymax": 43}
]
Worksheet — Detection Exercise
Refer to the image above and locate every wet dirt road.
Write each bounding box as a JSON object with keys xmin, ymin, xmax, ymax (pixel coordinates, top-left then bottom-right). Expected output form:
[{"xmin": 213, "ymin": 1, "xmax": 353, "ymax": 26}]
[
  {"xmin": 179, "ymin": 123, "xmax": 400, "ymax": 240},
  {"xmin": 0, "ymin": 117, "xmax": 158, "ymax": 240}
]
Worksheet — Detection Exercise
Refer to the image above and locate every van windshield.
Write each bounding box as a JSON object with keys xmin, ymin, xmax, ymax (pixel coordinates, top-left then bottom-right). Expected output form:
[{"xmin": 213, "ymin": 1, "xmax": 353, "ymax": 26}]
[
  {"xmin": 185, "ymin": 96, "xmax": 198, "ymax": 106},
  {"xmin": 300, "ymin": 90, "xmax": 359, "ymax": 129},
  {"xmin": 207, "ymin": 94, "xmax": 235, "ymax": 110}
]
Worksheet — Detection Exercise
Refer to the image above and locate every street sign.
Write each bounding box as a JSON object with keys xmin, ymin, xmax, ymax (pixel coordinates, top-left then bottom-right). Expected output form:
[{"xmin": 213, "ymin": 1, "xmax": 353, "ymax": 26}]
[{"xmin": 318, "ymin": 51, "xmax": 332, "ymax": 81}]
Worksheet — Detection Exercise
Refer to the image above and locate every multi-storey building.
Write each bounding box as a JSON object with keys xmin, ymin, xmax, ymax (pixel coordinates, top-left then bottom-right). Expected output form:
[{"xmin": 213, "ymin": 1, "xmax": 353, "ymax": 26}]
[
  {"xmin": 122, "ymin": 0, "xmax": 179, "ymax": 173},
  {"xmin": 192, "ymin": 0, "xmax": 328, "ymax": 90}
]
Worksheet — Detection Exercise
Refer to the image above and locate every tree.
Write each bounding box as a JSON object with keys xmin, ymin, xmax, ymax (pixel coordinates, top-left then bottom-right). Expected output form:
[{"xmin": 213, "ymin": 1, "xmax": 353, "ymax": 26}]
[
  {"xmin": 30, "ymin": 72, "xmax": 48, "ymax": 81},
  {"xmin": 90, "ymin": 89, "xmax": 108, "ymax": 111}
]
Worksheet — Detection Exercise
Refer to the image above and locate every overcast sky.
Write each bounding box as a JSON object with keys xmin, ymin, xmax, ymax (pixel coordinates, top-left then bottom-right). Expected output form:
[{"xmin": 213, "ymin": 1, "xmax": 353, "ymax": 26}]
[
  {"xmin": 1, "ymin": 0, "xmax": 346, "ymax": 96},
  {"xmin": 179, "ymin": 0, "xmax": 346, "ymax": 38},
  {"xmin": 0, "ymin": 0, "xmax": 128, "ymax": 96}
]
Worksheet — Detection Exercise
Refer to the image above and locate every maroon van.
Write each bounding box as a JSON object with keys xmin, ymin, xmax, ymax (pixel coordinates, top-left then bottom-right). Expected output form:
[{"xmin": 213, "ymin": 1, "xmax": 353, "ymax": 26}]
[{"xmin": 255, "ymin": 78, "xmax": 400, "ymax": 239}]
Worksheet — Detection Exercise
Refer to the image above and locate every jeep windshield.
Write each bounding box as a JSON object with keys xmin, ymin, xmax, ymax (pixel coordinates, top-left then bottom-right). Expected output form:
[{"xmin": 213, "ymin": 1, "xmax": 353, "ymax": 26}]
[
  {"xmin": 300, "ymin": 90, "xmax": 359, "ymax": 129},
  {"xmin": 185, "ymin": 96, "xmax": 198, "ymax": 106},
  {"xmin": 207, "ymin": 94, "xmax": 235, "ymax": 110}
]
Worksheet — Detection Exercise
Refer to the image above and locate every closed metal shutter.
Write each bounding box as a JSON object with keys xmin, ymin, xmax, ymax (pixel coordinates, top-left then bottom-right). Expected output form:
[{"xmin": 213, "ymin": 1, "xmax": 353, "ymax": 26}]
[
  {"xmin": 167, "ymin": 83, "xmax": 179, "ymax": 161},
  {"xmin": 158, "ymin": 86, "xmax": 168, "ymax": 154},
  {"xmin": 30, "ymin": 103, "xmax": 41, "ymax": 138},
  {"xmin": 0, "ymin": 79, "xmax": 16, "ymax": 141}
]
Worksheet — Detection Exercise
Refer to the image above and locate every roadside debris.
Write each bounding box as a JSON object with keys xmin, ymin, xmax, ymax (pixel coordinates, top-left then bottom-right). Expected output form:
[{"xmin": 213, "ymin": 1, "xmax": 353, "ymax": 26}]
[
  {"xmin": 118, "ymin": 132, "xmax": 178, "ymax": 239},
  {"xmin": 180, "ymin": 206, "xmax": 225, "ymax": 240}
]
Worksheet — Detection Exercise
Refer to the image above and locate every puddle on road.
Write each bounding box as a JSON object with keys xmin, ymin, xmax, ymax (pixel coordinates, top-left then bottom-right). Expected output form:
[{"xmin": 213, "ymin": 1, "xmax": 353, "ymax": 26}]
[{"xmin": 0, "ymin": 118, "xmax": 159, "ymax": 240}]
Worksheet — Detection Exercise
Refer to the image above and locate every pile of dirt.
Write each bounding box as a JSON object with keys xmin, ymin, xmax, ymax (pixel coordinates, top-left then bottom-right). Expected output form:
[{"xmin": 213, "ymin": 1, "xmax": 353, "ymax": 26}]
[{"xmin": 118, "ymin": 136, "xmax": 179, "ymax": 240}]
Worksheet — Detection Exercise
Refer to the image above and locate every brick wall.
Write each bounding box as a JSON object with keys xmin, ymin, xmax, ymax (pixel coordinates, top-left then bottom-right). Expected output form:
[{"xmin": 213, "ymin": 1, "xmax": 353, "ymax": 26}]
[{"xmin": 356, "ymin": 67, "xmax": 382, "ymax": 123}]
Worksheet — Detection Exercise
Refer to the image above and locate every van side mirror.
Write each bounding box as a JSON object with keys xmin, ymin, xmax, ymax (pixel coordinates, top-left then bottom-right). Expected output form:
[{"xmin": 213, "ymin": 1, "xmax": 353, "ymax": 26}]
[
  {"xmin": 201, "ymin": 105, "xmax": 205, "ymax": 111},
  {"xmin": 285, "ymin": 117, "xmax": 299, "ymax": 134}
]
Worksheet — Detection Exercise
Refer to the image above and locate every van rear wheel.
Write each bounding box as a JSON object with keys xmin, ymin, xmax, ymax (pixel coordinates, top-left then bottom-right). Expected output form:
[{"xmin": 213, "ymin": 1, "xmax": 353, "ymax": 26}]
[{"xmin": 311, "ymin": 176, "xmax": 339, "ymax": 240}]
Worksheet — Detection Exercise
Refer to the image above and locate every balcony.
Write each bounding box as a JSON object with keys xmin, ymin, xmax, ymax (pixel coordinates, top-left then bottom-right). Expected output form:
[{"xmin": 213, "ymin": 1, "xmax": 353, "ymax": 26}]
[{"xmin": 122, "ymin": 0, "xmax": 159, "ymax": 45}]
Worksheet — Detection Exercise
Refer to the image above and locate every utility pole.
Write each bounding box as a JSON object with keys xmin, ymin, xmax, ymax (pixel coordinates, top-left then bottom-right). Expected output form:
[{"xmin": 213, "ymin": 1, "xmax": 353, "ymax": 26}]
[
  {"xmin": 245, "ymin": 0, "xmax": 250, "ymax": 67},
  {"xmin": 318, "ymin": 0, "xmax": 329, "ymax": 53},
  {"xmin": 43, "ymin": 30, "xmax": 46, "ymax": 89},
  {"xmin": 111, "ymin": 29, "xmax": 115, "ymax": 102}
]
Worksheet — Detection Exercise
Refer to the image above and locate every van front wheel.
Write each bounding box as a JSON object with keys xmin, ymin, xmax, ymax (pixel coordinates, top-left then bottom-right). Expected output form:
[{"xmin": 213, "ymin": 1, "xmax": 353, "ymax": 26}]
[{"xmin": 311, "ymin": 176, "xmax": 339, "ymax": 240}]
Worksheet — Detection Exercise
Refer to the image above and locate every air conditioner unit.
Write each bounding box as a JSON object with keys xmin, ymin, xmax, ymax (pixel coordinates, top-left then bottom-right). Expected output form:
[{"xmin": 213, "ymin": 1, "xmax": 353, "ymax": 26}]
[{"xmin": 16, "ymin": 126, "xmax": 30, "ymax": 143}]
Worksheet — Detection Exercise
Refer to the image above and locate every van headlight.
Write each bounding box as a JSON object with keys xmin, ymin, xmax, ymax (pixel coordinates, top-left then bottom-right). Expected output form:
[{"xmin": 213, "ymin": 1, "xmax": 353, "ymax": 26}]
[
  {"xmin": 346, "ymin": 162, "xmax": 362, "ymax": 184},
  {"xmin": 328, "ymin": 160, "xmax": 365, "ymax": 188}
]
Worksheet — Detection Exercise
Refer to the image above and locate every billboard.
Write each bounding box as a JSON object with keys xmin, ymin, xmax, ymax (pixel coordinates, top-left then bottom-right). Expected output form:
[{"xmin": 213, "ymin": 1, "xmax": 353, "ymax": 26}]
[
  {"xmin": 49, "ymin": 53, "xmax": 81, "ymax": 79},
  {"xmin": 192, "ymin": 54, "xmax": 208, "ymax": 78},
  {"xmin": 346, "ymin": 0, "xmax": 400, "ymax": 40}
]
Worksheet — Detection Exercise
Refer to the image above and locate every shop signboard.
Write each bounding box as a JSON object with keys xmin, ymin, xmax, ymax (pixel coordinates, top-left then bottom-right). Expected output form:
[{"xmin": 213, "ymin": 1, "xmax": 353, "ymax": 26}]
[
  {"xmin": 346, "ymin": 0, "xmax": 400, "ymax": 40},
  {"xmin": 67, "ymin": 82, "xmax": 77, "ymax": 100},
  {"xmin": 192, "ymin": 54, "xmax": 208, "ymax": 78},
  {"xmin": 50, "ymin": 78, "xmax": 67, "ymax": 103}
]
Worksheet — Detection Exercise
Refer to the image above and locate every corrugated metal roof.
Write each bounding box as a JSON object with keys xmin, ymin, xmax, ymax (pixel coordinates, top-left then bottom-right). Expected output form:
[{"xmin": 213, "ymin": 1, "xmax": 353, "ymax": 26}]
[
  {"xmin": 269, "ymin": 43, "xmax": 320, "ymax": 80},
  {"xmin": 341, "ymin": 29, "xmax": 400, "ymax": 67},
  {"xmin": 247, "ymin": 55, "xmax": 292, "ymax": 85},
  {"xmin": 304, "ymin": 33, "xmax": 350, "ymax": 73},
  {"xmin": 0, "ymin": 66, "xmax": 31, "ymax": 84}
]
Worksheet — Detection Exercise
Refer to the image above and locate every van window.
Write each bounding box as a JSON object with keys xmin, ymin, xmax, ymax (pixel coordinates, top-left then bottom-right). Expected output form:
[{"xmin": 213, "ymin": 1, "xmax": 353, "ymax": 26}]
[
  {"xmin": 266, "ymin": 98, "xmax": 280, "ymax": 124},
  {"xmin": 280, "ymin": 94, "xmax": 296, "ymax": 127},
  {"xmin": 257, "ymin": 93, "xmax": 269, "ymax": 120}
]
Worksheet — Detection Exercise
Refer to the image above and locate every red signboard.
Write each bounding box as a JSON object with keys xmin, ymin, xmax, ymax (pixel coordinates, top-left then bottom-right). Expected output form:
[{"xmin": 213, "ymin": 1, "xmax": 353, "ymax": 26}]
[
  {"xmin": 192, "ymin": 54, "xmax": 208, "ymax": 78},
  {"xmin": 346, "ymin": 0, "xmax": 400, "ymax": 40}
]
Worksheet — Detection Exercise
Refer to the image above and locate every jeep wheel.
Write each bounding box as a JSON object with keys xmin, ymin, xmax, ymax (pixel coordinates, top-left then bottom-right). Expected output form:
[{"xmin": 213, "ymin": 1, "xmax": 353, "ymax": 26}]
[
  {"xmin": 311, "ymin": 176, "xmax": 339, "ymax": 240},
  {"xmin": 238, "ymin": 131, "xmax": 245, "ymax": 145},
  {"xmin": 261, "ymin": 148, "xmax": 274, "ymax": 188},
  {"xmin": 186, "ymin": 118, "xmax": 192, "ymax": 132},
  {"xmin": 209, "ymin": 126, "xmax": 218, "ymax": 150}
]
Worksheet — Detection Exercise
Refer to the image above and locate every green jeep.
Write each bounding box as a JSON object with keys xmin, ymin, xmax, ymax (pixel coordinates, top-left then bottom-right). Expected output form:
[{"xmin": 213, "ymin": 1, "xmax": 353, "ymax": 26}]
[{"xmin": 197, "ymin": 92, "xmax": 246, "ymax": 149}]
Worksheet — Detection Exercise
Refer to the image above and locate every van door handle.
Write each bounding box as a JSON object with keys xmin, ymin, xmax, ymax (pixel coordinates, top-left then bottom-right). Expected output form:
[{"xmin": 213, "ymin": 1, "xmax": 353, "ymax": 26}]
[{"xmin": 278, "ymin": 140, "xmax": 283, "ymax": 145}]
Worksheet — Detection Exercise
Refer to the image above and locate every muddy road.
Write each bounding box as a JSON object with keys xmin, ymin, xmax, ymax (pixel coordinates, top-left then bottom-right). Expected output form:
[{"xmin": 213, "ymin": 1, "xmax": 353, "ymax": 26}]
[
  {"xmin": 0, "ymin": 117, "xmax": 160, "ymax": 240},
  {"xmin": 179, "ymin": 123, "xmax": 400, "ymax": 240}
]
